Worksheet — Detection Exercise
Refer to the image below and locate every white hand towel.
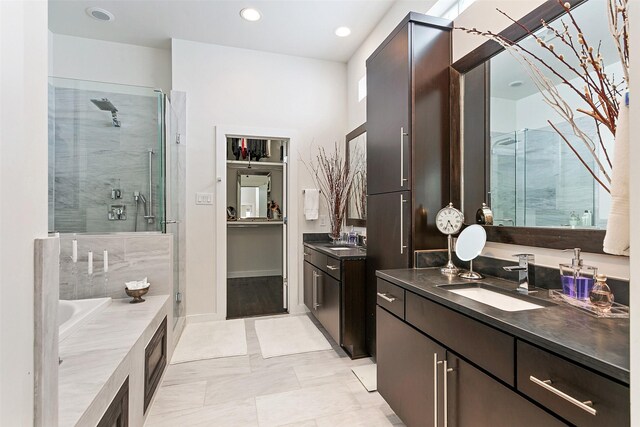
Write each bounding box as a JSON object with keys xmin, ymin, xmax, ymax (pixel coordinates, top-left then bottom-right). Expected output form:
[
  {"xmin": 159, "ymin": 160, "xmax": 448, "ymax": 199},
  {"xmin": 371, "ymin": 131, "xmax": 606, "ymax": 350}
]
[
  {"xmin": 125, "ymin": 277, "xmax": 150, "ymax": 290},
  {"xmin": 304, "ymin": 189, "xmax": 319, "ymax": 220},
  {"xmin": 603, "ymin": 97, "xmax": 629, "ymax": 256}
]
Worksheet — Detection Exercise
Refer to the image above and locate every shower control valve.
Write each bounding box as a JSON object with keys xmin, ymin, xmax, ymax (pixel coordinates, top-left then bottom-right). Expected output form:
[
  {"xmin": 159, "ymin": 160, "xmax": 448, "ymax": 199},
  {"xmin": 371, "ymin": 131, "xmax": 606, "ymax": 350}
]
[{"xmin": 108, "ymin": 204, "xmax": 127, "ymax": 221}]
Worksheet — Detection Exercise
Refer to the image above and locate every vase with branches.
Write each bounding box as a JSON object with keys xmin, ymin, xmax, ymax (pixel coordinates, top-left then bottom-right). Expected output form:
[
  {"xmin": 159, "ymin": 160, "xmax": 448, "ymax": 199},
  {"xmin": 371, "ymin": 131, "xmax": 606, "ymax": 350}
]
[
  {"xmin": 458, "ymin": 0, "xmax": 629, "ymax": 193},
  {"xmin": 303, "ymin": 142, "xmax": 358, "ymax": 242}
]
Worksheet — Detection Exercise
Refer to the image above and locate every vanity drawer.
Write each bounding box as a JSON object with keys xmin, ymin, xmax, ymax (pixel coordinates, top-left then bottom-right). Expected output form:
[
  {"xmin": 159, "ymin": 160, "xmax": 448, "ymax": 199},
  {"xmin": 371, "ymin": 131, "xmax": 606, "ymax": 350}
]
[
  {"xmin": 517, "ymin": 340, "xmax": 629, "ymax": 427},
  {"xmin": 325, "ymin": 256, "xmax": 341, "ymax": 280},
  {"xmin": 405, "ymin": 291, "xmax": 515, "ymax": 385},
  {"xmin": 303, "ymin": 246, "xmax": 327, "ymax": 271},
  {"xmin": 376, "ymin": 279, "xmax": 405, "ymax": 319}
]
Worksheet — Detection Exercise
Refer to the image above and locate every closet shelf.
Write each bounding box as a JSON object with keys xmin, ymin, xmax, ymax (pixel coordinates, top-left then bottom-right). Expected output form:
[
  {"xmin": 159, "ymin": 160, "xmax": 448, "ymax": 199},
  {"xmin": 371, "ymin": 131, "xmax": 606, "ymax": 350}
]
[
  {"xmin": 226, "ymin": 160, "xmax": 284, "ymax": 168},
  {"xmin": 227, "ymin": 221, "xmax": 284, "ymax": 227}
]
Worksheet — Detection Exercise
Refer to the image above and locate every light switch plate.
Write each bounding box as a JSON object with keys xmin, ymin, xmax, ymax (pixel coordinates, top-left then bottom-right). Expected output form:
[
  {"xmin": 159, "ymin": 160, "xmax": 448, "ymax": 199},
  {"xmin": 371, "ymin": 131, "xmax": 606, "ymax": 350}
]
[
  {"xmin": 320, "ymin": 215, "xmax": 328, "ymax": 226},
  {"xmin": 196, "ymin": 192, "xmax": 213, "ymax": 205}
]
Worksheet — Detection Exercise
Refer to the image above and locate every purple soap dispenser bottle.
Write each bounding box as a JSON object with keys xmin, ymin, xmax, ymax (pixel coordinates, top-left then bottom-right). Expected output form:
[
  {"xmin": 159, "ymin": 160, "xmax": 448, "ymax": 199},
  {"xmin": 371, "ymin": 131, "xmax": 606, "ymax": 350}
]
[{"xmin": 559, "ymin": 248, "xmax": 597, "ymax": 300}]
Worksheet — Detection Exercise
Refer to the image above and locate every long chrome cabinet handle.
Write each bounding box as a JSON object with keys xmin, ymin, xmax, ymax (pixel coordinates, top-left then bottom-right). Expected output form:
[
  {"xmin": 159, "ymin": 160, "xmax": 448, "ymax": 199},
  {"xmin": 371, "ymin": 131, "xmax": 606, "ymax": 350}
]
[
  {"xmin": 376, "ymin": 292, "xmax": 396, "ymax": 303},
  {"xmin": 433, "ymin": 353, "xmax": 439, "ymax": 427},
  {"xmin": 400, "ymin": 127, "xmax": 408, "ymax": 187},
  {"xmin": 529, "ymin": 376, "xmax": 597, "ymax": 416},
  {"xmin": 443, "ymin": 360, "xmax": 454, "ymax": 427},
  {"xmin": 400, "ymin": 195, "xmax": 408, "ymax": 254},
  {"xmin": 312, "ymin": 272, "xmax": 318, "ymax": 309}
]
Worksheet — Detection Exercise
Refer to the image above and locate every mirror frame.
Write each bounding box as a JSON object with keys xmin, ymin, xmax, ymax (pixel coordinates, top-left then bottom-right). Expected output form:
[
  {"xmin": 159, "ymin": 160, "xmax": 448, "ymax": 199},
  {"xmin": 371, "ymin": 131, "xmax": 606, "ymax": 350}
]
[
  {"xmin": 450, "ymin": 0, "xmax": 609, "ymax": 254},
  {"xmin": 236, "ymin": 170, "xmax": 272, "ymax": 219},
  {"xmin": 346, "ymin": 123, "xmax": 367, "ymax": 227}
]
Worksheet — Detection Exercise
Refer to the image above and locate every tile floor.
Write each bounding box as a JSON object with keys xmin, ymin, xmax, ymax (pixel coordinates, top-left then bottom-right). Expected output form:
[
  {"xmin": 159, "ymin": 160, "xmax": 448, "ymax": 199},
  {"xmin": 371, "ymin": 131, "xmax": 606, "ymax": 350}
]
[{"xmin": 145, "ymin": 314, "xmax": 404, "ymax": 427}]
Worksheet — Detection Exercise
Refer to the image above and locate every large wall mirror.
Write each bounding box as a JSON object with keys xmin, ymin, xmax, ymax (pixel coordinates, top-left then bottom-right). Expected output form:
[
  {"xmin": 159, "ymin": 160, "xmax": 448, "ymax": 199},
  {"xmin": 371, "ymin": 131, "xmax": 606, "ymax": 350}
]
[
  {"xmin": 346, "ymin": 124, "xmax": 367, "ymax": 227},
  {"xmin": 452, "ymin": 0, "xmax": 614, "ymax": 252}
]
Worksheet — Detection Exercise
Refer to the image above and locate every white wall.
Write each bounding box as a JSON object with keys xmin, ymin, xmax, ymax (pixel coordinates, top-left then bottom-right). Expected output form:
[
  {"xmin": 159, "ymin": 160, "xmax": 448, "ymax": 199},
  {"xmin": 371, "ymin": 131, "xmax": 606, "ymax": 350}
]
[
  {"xmin": 347, "ymin": 1, "xmax": 436, "ymax": 130},
  {"xmin": 0, "ymin": 1, "xmax": 49, "ymax": 425},
  {"xmin": 628, "ymin": 2, "xmax": 639, "ymax": 422},
  {"xmin": 171, "ymin": 39, "xmax": 347, "ymax": 317},
  {"xmin": 50, "ymin": 33, "xmax": 171, "ymax": 93}
]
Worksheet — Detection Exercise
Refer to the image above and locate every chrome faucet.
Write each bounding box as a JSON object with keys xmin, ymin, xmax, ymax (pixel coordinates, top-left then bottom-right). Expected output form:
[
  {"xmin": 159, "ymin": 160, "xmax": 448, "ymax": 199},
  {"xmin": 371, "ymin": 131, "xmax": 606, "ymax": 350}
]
[{"xmin": 503, "ymin": 254, "xmax": 535, "ymax": 293}]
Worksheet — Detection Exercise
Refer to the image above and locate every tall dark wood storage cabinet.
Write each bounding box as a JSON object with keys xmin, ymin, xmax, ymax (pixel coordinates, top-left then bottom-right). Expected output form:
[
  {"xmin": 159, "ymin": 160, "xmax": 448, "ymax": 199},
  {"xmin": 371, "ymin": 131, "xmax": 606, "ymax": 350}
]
[{"xmin": 366, "ymin": 13, "xmax": 452, "ymax": 356}]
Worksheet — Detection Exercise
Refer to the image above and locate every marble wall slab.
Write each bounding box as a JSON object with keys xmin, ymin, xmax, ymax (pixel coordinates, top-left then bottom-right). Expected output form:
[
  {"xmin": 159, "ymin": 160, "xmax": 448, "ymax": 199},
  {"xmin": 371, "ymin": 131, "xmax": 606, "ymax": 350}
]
[
  {"xmin": 34, "ymin": 237, "xmax": 60, "ymax": 427},
  {"xmin": 49, "ymin": 85, "xmax": 162, "ymax": 233},
  {"xmin": 59, "ymin": 233, "xmax": 173, "ymax": 301}
]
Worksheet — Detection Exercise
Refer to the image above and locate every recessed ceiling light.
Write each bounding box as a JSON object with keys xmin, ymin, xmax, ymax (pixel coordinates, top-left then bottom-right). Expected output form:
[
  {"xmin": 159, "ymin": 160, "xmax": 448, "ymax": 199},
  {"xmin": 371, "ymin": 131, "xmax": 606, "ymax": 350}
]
[
  {"xmin": 509, "ymin": 80, "xmax": 524, "ymax": 88},
  {"xmin": 86, "ymin": 7, "xmax": 114, "ymax": 22},
  {"xmin": 335, "ymin": 27, "xmax": 351, "ymax": 37},
  {"xmin": 240, "ymin": 8, "xmax": 261, "ymax": 22}
]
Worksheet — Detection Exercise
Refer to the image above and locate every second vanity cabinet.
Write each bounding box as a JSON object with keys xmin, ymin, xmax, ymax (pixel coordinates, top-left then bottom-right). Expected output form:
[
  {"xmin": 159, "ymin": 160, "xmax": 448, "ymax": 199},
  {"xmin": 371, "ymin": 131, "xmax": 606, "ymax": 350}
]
[
  {"xmin": 377, "ymin": 277, "xmax": 629, "ymax": 427},
  {"xmin": 303, "ymin": 243, "xmax": 366, "ymax": 358}
]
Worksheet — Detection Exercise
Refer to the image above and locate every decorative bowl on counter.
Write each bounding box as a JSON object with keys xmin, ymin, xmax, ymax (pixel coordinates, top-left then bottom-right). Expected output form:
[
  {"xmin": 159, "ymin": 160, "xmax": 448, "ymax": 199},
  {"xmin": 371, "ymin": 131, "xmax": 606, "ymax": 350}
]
[{"xmin": 125, "ymin": 285, "xmax": 150, "ymax": 304}]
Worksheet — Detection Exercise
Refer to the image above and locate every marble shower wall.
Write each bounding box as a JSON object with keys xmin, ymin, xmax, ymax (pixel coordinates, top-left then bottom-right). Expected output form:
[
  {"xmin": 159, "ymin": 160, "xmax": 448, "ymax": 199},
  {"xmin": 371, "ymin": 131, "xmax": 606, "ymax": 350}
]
[
  {"xmin": 490, "ymin": 117, "xmax": 609, "ymax": 228},
  {"xmin": 49, "ymin": 84, "xmax": 163, "ymax": 233},
  {"xmin": 59, "ymin": 233, "xmax": 173, "ymax": 301}
]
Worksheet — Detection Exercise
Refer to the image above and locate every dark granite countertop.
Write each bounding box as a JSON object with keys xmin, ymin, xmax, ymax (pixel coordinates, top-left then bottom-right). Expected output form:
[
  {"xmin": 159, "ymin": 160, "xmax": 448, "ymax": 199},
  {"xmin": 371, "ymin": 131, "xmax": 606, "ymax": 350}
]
[
  {"xmin": 304, "ymin": 242, "xmax": 367, "ymax": 260},
  {"xmin": 377, "ymin": 268, "xmax": 630, "ymax": 385}
]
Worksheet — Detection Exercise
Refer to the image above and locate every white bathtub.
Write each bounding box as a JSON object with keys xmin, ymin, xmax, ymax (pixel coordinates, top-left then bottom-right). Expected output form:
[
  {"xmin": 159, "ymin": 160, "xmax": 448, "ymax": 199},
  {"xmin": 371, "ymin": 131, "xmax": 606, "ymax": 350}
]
[{"xmin": 59, "ymin": 298, "xmax": 111, "ymax": 342}]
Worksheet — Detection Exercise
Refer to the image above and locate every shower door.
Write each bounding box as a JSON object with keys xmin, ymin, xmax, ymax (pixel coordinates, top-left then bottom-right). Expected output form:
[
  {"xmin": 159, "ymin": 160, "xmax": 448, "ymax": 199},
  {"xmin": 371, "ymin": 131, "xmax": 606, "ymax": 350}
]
[{"xmin": 164, "ymin": 94, "xmax": 186, "ymax": 325}]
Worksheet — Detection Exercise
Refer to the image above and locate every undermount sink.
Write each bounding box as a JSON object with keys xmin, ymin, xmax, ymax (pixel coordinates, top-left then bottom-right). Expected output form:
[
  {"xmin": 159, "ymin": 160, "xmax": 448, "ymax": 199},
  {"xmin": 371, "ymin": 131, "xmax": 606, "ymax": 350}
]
[{"xmin": 437, "ymin": 283, "xmax": 554, "ymax": 312}]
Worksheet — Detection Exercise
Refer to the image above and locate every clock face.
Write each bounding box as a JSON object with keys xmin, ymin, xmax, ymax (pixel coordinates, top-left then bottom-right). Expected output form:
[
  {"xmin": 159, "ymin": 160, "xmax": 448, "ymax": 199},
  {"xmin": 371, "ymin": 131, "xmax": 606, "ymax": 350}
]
[{"xmin": 436, "ymin": 205, "xmax": 464, "ymax": 235}]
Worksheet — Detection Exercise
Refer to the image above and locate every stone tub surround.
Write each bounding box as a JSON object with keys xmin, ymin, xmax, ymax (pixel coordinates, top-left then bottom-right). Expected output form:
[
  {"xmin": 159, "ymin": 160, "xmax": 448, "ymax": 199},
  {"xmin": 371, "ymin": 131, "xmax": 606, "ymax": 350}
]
[
  {"xmin": 415, "ymin": 249, "xmax": 630, "ymax": 305},
  {"xmin": 34, "ymin": 237, "xmax": 60, "ymax": 427},
  {"xmin": 59, "ymin": 295, "xmax": 172, "ymax": 427},
  {"xmin": 58, "ymin": 233, "xmax": 172, "ymax": 301}
]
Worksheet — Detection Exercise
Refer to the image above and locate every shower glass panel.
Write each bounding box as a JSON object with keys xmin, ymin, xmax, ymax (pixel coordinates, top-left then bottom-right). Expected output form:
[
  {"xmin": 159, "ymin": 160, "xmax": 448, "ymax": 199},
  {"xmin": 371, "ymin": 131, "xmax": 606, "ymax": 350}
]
[
  {"xmin": 48, "ymin": 77, "xmax": 164, "ymax": 233},
  {"xmin": 490, "ymin": 124, "xmax": 608, "ymax": 228},
  {"xmin": 165, "ymin": 96, "xmax": 186, "ymax": 324}
]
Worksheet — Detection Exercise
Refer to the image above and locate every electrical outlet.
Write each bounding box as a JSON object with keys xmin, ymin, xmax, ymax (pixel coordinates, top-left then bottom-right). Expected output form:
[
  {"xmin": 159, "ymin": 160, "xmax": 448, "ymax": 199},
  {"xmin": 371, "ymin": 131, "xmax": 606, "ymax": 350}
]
[
  {"xmin": 196, "ymin": 192, "xmax": 213, "ymax": 205},
  {"xmin": 320, "ymin": 215, "xmax": 328, "ymax": 227}
]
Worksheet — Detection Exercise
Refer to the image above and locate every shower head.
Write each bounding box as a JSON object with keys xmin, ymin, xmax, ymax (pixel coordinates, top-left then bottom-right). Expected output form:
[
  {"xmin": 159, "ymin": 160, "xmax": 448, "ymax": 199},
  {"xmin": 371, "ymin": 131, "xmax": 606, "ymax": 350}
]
[
  {"xmin": 91, "ymin": 98, "xmax": 121, "ymax": 127},
  {"xmin": 91, "ymin": 98, "xmax": 117, "ymax": 112},
  {"xmin": 138, "ymin": 193, "xmax": 147, "ymax": 204}
]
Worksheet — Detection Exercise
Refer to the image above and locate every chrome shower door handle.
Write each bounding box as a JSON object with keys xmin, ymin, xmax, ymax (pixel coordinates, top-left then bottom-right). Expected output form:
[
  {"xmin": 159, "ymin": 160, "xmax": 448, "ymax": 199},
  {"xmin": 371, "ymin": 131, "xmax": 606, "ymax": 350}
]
[
  {"xmin": 400, "ymin": 195, "xmax": 408, "ymax": 255},
  {"xmin": 400, "ymin": 127, "xmax": 409, "ymax": 187}
]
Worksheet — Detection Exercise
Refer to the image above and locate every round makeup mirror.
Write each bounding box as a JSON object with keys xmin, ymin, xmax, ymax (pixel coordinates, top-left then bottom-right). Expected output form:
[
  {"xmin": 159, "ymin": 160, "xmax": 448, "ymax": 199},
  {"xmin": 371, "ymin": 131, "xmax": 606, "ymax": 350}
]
[{"xmin": 456, "ymin": 224, "xmax": 487, "ymax": 279}]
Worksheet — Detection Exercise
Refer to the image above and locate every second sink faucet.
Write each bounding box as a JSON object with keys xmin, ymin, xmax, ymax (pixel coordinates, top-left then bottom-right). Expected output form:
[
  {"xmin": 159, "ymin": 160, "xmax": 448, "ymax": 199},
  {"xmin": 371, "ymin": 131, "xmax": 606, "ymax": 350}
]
[{"xmin": 503, "ymin": 254, "xmax": 535, "ymax": 293}]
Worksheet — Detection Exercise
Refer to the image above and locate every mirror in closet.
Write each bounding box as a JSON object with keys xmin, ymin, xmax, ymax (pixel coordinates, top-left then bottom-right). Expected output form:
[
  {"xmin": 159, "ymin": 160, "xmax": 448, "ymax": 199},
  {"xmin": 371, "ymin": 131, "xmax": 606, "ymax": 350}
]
[{"xmin": 237, "ymin": 171, "xmax": 271, "ymax": 219}]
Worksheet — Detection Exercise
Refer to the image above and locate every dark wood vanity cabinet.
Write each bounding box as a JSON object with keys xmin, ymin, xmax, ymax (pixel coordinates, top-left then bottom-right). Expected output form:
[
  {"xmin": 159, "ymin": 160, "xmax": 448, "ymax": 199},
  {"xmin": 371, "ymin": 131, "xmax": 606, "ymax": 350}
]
[
  {"xmin": 144, "ymin": 316, "xmax": 167, "ymax": 413},
  {"xmin": 365, "ymin": 13, "xmax": 452, "ymax": 356},
  {"xmin": 303, "ymin": 244, "xmax": 366, "ymax": 358},
  {"xmin": 377, "ymin": 279, "xmax": 565, "ymax": 427},
  {"xmin": 98, "ymin": 377, "xmax": 129, "ymax": 427},
  {"xmin": 377, "ymin": 307, "xmax": 444, "ymax": 427}
]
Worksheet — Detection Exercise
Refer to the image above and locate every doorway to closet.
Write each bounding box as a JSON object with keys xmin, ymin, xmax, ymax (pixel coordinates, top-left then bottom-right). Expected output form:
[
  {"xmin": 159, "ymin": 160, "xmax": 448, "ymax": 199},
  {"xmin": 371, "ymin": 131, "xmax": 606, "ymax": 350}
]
[{"xmin": 225, "ymin": 136, "xmax": 289, "ymax": 319}]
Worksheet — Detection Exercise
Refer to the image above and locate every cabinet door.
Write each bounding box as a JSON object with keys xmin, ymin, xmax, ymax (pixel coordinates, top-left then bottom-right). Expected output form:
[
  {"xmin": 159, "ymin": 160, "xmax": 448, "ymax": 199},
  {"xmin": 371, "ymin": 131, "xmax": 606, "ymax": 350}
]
[
  {"xmin": 367, "ymin": 23, "xmax": 411, "ymax": 195},
  {"xmin": 446, "ymin": 354, "xmax": 566, "ymax": 427},
  {"xmin": 377, "ymin": 306, "xmax": 445, "ymax": 427},
  {"xmin": 316, "ymin": 271, "xmax": 340, "ymax": 345},
  {"xmin": 366, "ymin": 192, "xmax": 411, "ymax": 356},
  {"xmin": 98, "ymin": 377, "xmax": 129, "ymax": 427},
  {"xmin": 303, "ymin": 261, "xmax": 315, "ymax": 316}
]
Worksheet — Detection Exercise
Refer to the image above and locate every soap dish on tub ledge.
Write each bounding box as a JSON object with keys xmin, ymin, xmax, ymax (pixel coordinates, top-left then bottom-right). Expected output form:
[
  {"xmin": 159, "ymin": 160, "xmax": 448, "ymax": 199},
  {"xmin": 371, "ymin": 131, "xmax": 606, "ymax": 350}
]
[{"xmin": 549, "ymin": 290, "xmax": 629, "ymax": 318}]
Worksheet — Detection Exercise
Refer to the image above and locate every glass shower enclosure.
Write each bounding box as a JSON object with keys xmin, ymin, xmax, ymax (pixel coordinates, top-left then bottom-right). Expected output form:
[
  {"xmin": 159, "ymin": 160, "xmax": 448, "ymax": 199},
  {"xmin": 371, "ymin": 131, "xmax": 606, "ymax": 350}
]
[{"xmin": 48, "ymin": 77, "xmax": 185, "ymax": 326}]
